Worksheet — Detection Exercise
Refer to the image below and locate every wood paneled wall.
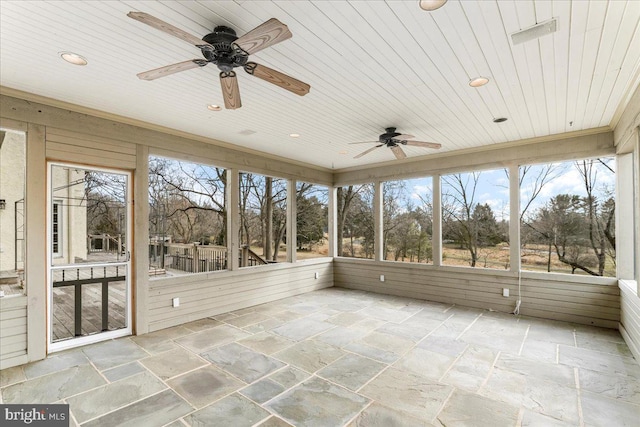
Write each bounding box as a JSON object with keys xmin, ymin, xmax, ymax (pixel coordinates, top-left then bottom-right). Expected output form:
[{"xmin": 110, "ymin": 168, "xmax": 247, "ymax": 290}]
[
  {"xmin": 148, "ymin": 259, "xmax": 333, "ymax": 332},
  {"xmin": 334, "ymin": 258, "xmax": 619, "ymax": 328}
]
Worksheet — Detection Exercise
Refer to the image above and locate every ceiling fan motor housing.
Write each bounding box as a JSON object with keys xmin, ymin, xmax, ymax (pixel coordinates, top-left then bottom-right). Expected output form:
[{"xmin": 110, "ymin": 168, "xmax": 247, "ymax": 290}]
[
  {"xmin": 380, "ymin": 127, "xmax": 402, "ymax": 144},
  {"xmin": 201, "ymin": 25, "xmax": 248, "ymax": 72}
]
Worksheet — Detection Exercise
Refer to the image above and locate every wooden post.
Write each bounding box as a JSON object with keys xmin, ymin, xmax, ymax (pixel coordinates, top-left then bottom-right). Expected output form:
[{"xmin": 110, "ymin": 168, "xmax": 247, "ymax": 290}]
[
  {"xmin": 102, "ymin": 280, "xmax": 109, "ymax": 331},
  {"xmin": 74, "ymin": 284, "xmax": 82, "ymax": 336},
  {"xmin": 193, "ymin": 244, "xmax": 199, "ymax": 273},
  {"xmin": 433, "ymin": 174, "xmax": 442, "ymax": 266}
]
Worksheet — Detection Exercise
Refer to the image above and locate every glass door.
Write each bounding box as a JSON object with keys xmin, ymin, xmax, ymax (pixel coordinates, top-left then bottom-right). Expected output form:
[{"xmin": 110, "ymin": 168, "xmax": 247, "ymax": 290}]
[{"xmin": 48, "ymin": 163, "xmax": 132, "ymax": 352}]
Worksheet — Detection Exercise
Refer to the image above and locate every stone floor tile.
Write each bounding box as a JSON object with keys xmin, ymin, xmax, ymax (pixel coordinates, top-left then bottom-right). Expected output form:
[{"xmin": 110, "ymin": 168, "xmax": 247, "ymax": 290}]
[
  {"xmin": 200, "ymin": 342, "xmax": 285, "ymax": 383},
  {"xmin": 359, "ymin": 305, "xmax": 413, "ymax": 323},
  {"xmin": 347, "ymin": 402, "xmax": 429, "ymax": 427},
  {"xmin": 395, "ymin": 347, "xmax": 456, "ymax": 380},
  {"xmin": 140, "ymin": 347, "xmax": 207, "ymax": 380},
  {"xmin": 243, "ymin": 318, "xmax": 285, "ymax": 334},
  {"xmin": 575, "ymin": 335, "xmax": 634, "ymax": 358},
  {"xmin": 519, "ymin": 338, "xmax": 559, "ymax": 363},
  {"xmin": 0, "ymin": 366, "xmax": 25, "ymax": 387},
  {"xmin": 375, "ymin": 320, "xmax": 436, "ymax": 342},
  {"xmin": 167, "ymin": 365, "xmax": 244, "ymax": 409},
  {"xmin": 66, "ymin": 371, "xmax": 166, "ymax": 423},
  {"xmin": 225, "ymin": 312, "xmax": 273, "ymax": 328},
  {"xmin": 579, "ymin": 368, "xmax": 640, "ymax": 404},
  {"xmin": 440, "ymin": 369, "xmax": 486, "ymax": 393},
  {"xmin": 428, "ymin": 321, "xmax": 469, "ymax": 339},
  {"xmin": 328, "ymin": 312, "xmax": 367, "ymax": 326},
  {"xmin": 459, "ymin": 330, "xmax": 524, "ymax": 354},
  {"xmin": 240, "ymin": 378, "xmax": 285, "ymax": 403},
  {"xmin": 435, "ymin": 389, "xmax": 519, "ymax": 427},
  {"xmin": 82, "ymin": 389, "xmax": 192, "ymax": 427},
  {"xmin": 448, "ymin": 345, "xmax": 498, "ymax": 378},
  {"xmin": 273, "ymin": 340, "xmax": 344, "ymax": 373},
  {"xmin": 482, "ymin": 368, "xmax": 580, "ymax": 424},
  {"xmin": 82, "ymin": 338, "xmax": 149, "ymax": 371},
  {"xmin": 22, "ymin": 349, "xmax": 89, "ymax": 379},
  {"xmin": 238, "ymin": 331, "xmax": 295, "ymax": 355},
  {"xmin": 317, "ymin": 353, "xmax": 385, "ymax": 391},
  {"xmin": 360, "ymin": 331, "xmax": 415, "ymax": 354},
  {"xmin": 526, "ymin": 321, "xmax": 576, "ymax": 346},
  {"xmin": 102, "ymin": 361, "xmax": 146, "ymax": 382},
  {"xmin": 267, "ymin": 376, "xmax": 369, "ymax": 427},
  {"xmin": 270, "ymin": 318, "xmax": 334, "ymax": 341},
  {"xmin": 314, "ymin": 326, "xmax": 367, "ymax": 348},
  {"xmin": 256, "ymin": 416, "xmax": 294, "ymax": 427},
  {"xmin": 581, "ymin": 390, "xmax": 640, "ymax": 427},
  {"xmin": 186, "ymin": 393, "xmax": 270, "ymax": 427},
  {"xmin": 2, "ymin": 364, "xmax": 105, "ymax": 403},
  {"xmin": 344, "ymin": 342, "xmax": 401, "ymax": 364},
  {"xmin": 268, "ymin": 366, "xmax": 311, "ymax": 389},
  {"xmin": 559, "ymin": 345, "xmax": 640, "ymax": 377},
  {"xmin": 496, "ymin": 353, "xmax": 575, "ymax": 387},
  {"xmin": 417, "ymin": 335, "xmax": 468, "ymax": 357},
  {"xmin": 130, "ymin": 326, "xmax": 190, "ymax": 354},
  {"xmin": 359, "ymin": 367, "xmax": 453, "ymax": 421},
  {"xmin": 520, "ymin": 410, "xmax": 575, "ymax": 427},
  {"xmin": 182, "ymin": 317, "xmax": 222, "ymax": 332},
  {"xmin": 351, "ymin": 317, "xmax": 388, "ymax": 331},
  {"xmin": 174, "ymin": 324, "xmax": 250, "ymax": 353}
]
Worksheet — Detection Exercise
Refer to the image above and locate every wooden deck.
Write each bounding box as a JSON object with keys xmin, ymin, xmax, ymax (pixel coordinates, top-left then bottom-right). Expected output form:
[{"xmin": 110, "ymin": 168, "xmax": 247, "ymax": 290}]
[{"xmin": 52, "ymin": 264, "xmax": 127, "ymax": 342}]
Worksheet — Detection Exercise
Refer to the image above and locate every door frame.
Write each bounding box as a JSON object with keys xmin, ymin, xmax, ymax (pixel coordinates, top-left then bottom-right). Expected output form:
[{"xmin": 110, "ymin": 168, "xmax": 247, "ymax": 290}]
[{"xmin": 46, "ymin": 161, "xmax": 133, "ymax": 353}]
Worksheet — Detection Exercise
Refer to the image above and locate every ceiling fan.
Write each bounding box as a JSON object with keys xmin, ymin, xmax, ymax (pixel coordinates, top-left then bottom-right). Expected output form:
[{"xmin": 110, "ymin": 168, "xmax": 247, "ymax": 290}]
[
  {"xmin": 127, "ymin": 12, "xmax": 310, "ymax": 110},
  {"xmin": 351, "ymin": 127, "xmax": 442, "ymax": 160}
]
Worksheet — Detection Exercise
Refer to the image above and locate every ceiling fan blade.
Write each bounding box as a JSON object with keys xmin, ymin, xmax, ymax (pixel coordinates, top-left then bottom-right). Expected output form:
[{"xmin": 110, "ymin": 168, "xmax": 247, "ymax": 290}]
[
  {"xmin": 395, "ymin": 134, "xmax": 415, "ymax": 140},
  {"xmin": 136, "ymin": 59, "xmax": 207, "ymax": 81},
  {"xmin": 354, "ymin": 144, "xmax": 383, "ymax": 159},
  {"xmin": 220, "ymin": 71, "xmax": 242, "ymax": 110},
  {"xmin": 234, "ymin": 18, "xmax": 292, "ymax": 55},
  {"xmin": 391, "ymin": 145, "xmax": 407, "ymax": 160},
  {"xmin": 348, "ymin": 141, "xmax": 380, "ymax": 145},
  {"xmin": 405, "ymin": 140, "xmax": 442, "ymax": 149},
  {"xmin": 128, "ymin": 12, "xmax": 210, "ymax": 47},
  {"xmin": 245, "ymin": 62, "xmax": 310, "ymax": 96}
]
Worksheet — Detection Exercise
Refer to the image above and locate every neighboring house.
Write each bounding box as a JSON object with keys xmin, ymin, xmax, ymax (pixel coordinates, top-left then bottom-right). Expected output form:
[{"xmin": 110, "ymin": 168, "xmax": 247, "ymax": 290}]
[
  {"xmin": 50, "ymin": 165, "xmax": 87, "ymax": 265},
  {"xmin": 0, "ymin": 130, "xmax": 25, "ymax": 275}
]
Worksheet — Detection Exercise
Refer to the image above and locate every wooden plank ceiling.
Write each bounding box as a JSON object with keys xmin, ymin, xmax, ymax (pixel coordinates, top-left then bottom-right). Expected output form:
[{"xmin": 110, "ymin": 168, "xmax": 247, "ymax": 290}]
[{"xmin": 1, "ymin": 1, "xmax": 639, "ymax": 170}]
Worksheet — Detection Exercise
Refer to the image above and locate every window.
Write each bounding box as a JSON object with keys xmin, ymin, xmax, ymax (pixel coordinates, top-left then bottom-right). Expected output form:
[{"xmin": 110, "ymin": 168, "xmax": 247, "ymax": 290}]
[
  {"xmin": 519, "ymin": 157, "xmax": 615, "ymax": 277},
  {"xmin": 239, "ymin": 172, "xmax": 287, "ymax": 267},
  {"xmin": 296, "ymin": 182, "xmax": 328, "ymax": 261},
  {"xmin": 0, "ymin": 129, "xmax": 26, "ymax": 296},
  {"xmin": 441, "ymin": 169, "xmax": 510, "ymax": 269},
  {"xmin": 52, "ymin": 200, "xmax": 62, "ymax": 257},
  {"xmin": 336, "ymin": 184, "xmax": 374, "ymax": 259},
  {"xmin": 148, "ymin": 156, "xmax": 227, "ymax": 277},
  {"xmin": 383, "ymin": 177, "xmax": 433, "ymax": 264}
]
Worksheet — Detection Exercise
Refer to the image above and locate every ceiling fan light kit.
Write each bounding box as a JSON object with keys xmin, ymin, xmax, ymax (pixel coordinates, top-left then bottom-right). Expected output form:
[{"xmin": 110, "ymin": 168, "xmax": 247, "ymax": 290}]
[
  {"xmin": 419, "ymin": 0, "xmax": 448, "ymax": 11},
  {"xmin": 351, "ymin": 127, "xmax": 442, "ymax": 160},
  {"xmin": 127, "ymin": 12, "xmax": 310, "ymax": 110}
]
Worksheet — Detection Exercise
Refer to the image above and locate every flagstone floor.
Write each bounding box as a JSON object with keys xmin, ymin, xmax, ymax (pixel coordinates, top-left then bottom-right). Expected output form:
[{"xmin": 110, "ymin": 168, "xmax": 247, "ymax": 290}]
[{"xmin": 1, "ymin": 288, "xmax": 638, "ymax": 426}]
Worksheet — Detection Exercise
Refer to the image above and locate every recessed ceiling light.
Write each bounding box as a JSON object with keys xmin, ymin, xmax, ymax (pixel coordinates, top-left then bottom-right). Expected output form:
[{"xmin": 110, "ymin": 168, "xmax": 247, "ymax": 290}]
[
  {"xmin": 469, "ymin": 77, "xmax": 489, "ymax": 87},
  {"xmin": 60, "ymin": 52, "xmax": 87, "ymax": 66},
  {"xmin": 339, "ymin": 150, "xmax": 348, "ymax": 155},
  {"xmin": 493, "ymin": 117, "xmax": 508, "ymax": 123},
  {"xmin": 207, "ymin": 104, "xmax": 221, "ymax": 111},
  {"xmin": 419, "ymin": 0, "xmax": 447, "ymax": 11},
  {"xmin": 289, "ymin": 133, "xmax": 300, "ymax": 138}
]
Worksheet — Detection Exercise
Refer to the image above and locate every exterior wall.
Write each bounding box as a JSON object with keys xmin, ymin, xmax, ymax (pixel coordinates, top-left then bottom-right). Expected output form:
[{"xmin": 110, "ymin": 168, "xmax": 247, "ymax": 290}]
[
  {"xmin": 0, "ymin": 131, "xmax": 25, "ymax": 272},
  {"xmin": 51, "ymin": 167, "xmax": 86, "ymax": 265},
  {"xmin": 148, "ymin": 258, "xmax": 333, "ymax": 331},
  {"xmin": 334, "ymin": 258, "xmax": 620, "ymax": 328},
  {"xmin": 0, "ymin": 295, "xmax": 28, "ymax": 368},
  {"xmin": 620, "ymin": 280, "xmax": 640, "ymax": 361},
  {"xmin": 613, "ymin": 81, "xmax": 640, "ymax": 361}
]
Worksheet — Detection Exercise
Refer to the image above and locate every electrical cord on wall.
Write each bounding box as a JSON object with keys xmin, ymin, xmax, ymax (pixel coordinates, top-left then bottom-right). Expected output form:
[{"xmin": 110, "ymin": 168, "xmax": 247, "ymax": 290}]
[{"xmin": 513, "ymin": 270, "xmax": 522, "ymax": 315}]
